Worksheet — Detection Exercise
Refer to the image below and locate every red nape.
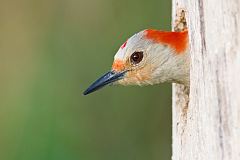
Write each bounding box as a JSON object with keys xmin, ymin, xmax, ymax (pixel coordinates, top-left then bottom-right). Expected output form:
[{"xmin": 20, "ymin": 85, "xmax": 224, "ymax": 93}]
[
  {"xmin": 145, "ymin": 29, "xmax": 188, "ymax": 54},
  {"xmin": 120, "ymin": 41, "xmax": 127, "ymax": 49}
]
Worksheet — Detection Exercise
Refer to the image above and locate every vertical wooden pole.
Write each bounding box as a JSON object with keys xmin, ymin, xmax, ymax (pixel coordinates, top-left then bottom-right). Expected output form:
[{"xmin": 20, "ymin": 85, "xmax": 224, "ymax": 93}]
[{"xmin": 172, "ymin": 0, "xmax": 240, "ymax": 159}]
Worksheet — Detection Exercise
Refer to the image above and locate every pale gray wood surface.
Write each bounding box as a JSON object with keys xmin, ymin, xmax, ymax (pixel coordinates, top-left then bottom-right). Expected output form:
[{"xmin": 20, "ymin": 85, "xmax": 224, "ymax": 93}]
[{"xmin": 172, "ymin": 0, "xmax": 240, "ymax": 160}]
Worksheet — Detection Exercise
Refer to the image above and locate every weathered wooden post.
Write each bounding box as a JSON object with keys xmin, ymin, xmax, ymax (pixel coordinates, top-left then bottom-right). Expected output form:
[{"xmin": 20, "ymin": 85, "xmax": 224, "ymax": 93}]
[{"xmin": 172, "ymin": 0, "xmax": 240, "ymax": 159}]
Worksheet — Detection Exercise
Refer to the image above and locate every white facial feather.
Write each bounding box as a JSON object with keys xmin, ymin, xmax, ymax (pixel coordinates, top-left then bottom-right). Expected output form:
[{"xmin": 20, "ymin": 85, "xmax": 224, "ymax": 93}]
[
  {"xmin": 147, "ymin": 44, "xmax": 190, "ymax": 86},
  {"xmin": 114, "ymin": 30, "xmax": 147, "ymax": 60}
]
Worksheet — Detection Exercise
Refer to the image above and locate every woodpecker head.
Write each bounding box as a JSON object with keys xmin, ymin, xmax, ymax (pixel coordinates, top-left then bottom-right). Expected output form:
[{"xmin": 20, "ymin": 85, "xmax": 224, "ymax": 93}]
[{"xmin": 83, "ymin": 29, "xmax": 189, "ymax": 95}]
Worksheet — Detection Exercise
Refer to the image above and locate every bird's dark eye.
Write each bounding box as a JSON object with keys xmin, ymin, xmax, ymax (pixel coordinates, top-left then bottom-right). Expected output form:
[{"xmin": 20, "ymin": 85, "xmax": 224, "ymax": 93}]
[{"xmin": 130, "ymin": 51, "xmax": 143, "ymax": 64}]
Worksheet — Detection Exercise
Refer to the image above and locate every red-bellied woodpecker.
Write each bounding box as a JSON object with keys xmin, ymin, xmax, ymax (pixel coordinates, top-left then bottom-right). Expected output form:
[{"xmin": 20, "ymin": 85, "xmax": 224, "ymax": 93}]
[{"xmin": 83, "ymin": 29, "xmax": 189, "ymax": 95}]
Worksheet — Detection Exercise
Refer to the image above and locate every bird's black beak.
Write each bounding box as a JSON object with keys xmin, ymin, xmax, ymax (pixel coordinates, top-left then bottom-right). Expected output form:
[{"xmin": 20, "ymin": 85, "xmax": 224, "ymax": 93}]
[{"xmin": 83, "ymin": 70, "xmax": 126, "ymax": 95}]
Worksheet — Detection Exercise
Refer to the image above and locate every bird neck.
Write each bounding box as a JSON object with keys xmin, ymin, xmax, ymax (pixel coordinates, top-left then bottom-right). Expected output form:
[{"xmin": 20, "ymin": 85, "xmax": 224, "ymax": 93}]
[{"xmin": 150, "ymin": 44, "xmax": 190, "ymax": 86}]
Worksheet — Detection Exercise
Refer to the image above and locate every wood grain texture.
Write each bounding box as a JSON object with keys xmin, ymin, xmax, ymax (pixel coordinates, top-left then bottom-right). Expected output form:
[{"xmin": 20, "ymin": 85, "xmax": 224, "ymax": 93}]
[{"xmin": 172, "ymin": 0, "xmax": 240, "ymax": 160}]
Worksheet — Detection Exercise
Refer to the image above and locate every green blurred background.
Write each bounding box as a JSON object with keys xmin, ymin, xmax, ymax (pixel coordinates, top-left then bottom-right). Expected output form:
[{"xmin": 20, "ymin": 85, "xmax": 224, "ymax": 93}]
[{"xmin": 0, "ymin": 0, "xmax": 172, "ymax": 159}]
